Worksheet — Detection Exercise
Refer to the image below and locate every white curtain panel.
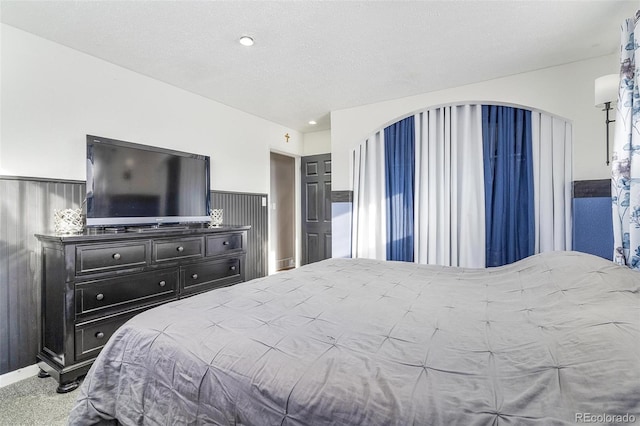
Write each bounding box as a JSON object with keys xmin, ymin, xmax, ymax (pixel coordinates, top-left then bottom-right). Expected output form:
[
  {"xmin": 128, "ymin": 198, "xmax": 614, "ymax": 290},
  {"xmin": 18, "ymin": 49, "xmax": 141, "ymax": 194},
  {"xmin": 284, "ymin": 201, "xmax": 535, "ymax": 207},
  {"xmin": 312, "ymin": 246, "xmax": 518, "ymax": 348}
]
[
  {"xmin": 414, "ymin": 105, "xmax": 486, "ymax": 267},
  {"xmin": 351, "ymin": 131, "xmax": 387, "ymax": 260},
  {"xmin": 531, "ymin": 112, "xmax": 573, "ymax": 252}
]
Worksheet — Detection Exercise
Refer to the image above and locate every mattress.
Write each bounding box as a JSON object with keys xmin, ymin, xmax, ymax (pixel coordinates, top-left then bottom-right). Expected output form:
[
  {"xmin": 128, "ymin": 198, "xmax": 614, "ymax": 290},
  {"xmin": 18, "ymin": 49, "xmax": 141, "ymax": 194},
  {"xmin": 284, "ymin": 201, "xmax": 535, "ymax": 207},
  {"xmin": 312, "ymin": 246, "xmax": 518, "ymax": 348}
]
[{"xmin": 68, "ymin": 251, "xmax": 640, "ymax": 425}]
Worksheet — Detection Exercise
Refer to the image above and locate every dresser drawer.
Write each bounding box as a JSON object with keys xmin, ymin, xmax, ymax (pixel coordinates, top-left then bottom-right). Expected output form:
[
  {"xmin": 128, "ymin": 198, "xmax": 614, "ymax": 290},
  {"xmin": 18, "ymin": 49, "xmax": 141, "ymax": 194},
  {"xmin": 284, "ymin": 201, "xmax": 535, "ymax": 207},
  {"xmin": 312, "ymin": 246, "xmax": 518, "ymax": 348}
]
[
  {"xmin": 74, "ymin": 301, "xmax": 169, "ymax": 362},
  {"xmin": 74, "ymin": 310, "xmax": 138, "ymax": 361},
  {"xmin": 76, "ymin": 270, "xmax": 178, "ymax": 316},
  {"xmin": 76, "ymin": 242, "xmax": 148, "ymax": 274},
  {"xmin": 153, "ymin": 237, "xmax": 203, "ymax": 263},
  {"xmin": 181, "ymin": 258, "xmax": 241, "ymax": 295},
  {"xmin": 206, "ymin": 233, "xmax": 243, "ymax": 256}
]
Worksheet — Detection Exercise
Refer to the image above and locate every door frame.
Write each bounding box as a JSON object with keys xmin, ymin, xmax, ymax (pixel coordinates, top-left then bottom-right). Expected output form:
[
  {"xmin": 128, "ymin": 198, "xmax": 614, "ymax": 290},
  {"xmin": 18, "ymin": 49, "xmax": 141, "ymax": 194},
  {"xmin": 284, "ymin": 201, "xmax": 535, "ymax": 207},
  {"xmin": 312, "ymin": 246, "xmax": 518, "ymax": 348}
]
[{"xmin": 268, "ymin": 150, "xmax": 301, "ymax": 274}]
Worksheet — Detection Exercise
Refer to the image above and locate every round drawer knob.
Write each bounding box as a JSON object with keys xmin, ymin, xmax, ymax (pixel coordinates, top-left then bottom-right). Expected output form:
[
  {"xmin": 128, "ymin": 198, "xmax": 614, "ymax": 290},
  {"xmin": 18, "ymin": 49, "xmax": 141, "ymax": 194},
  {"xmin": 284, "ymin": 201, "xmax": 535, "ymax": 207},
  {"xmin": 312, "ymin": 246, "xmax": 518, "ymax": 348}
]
[
  {"xmin": 112, "ymin": 253, "xmax": 121, "ymax": 260},
  {"xmin": 159, "ymin": 280, "xmax": 166, "ymax": 287},
  {"xmin": 177, "ymin": 246, "xmax": 184, "ymax": 252},
  {"xmin": 96, "ymin": 293, "xmax": 104, "ymax": 301},
  {"xmin": 95, "ymin": 332, "xmax": 105, "ymax": 339},
  {"xmin": 230, "ymin": 266, "xmax": 236, "ymax": 271},
  {"xmin": 223, "ymin": 241, "xmax": 230, "ymax": 246},
  {"xmin": 191, "ymin": 273, "xmax": 198, "ymax": 280}
]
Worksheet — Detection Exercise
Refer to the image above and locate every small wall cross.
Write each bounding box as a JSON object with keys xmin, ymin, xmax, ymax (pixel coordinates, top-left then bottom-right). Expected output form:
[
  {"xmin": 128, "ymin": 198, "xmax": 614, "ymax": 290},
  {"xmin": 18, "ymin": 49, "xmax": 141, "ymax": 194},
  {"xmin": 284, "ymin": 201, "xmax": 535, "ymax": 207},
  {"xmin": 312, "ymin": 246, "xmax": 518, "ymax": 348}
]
[{"xmin": 284, "ymin": 133, "xmax": 290, "ymax": 143}]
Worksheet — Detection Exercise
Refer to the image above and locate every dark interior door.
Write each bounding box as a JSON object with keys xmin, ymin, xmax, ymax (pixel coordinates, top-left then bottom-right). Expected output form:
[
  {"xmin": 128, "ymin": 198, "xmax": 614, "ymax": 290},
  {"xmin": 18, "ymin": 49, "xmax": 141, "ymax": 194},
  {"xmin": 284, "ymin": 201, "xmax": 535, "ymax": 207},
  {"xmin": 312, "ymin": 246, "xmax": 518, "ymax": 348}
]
[{"xmin": 301, "ymin": 154, "xmax": 332, "ymax": 265}]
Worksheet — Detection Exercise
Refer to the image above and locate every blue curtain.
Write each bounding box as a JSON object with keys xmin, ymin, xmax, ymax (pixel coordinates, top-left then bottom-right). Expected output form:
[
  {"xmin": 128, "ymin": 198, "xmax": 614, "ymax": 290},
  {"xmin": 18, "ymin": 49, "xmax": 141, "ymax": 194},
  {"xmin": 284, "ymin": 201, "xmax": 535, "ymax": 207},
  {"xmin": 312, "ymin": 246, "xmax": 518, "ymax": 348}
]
[
  {"xmin": 482, "ymin": 106, "xmax": 534, "ymax": 267},
  {"xmin": 384, "ymin": 116, "xmax": 415, "ymax": 262}
]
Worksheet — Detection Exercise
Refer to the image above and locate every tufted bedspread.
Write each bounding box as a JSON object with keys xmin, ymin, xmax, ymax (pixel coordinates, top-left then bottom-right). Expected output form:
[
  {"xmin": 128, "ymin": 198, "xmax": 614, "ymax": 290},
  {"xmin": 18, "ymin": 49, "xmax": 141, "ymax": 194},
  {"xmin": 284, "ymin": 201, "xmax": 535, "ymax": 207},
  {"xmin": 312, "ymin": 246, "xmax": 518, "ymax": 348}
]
[{"xmin": 68, "ymin": 252, "xmax": 640, "ymax": 425}]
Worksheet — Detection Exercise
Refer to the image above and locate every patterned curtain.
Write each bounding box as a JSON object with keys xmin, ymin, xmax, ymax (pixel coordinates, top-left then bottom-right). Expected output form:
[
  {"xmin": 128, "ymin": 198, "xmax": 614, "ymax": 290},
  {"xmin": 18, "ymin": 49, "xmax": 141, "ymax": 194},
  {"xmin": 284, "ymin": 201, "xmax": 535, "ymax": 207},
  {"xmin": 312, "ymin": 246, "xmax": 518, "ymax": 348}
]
[{"xmin": 612, "ymin": 15, "xmax": 640, "ymax": 270}]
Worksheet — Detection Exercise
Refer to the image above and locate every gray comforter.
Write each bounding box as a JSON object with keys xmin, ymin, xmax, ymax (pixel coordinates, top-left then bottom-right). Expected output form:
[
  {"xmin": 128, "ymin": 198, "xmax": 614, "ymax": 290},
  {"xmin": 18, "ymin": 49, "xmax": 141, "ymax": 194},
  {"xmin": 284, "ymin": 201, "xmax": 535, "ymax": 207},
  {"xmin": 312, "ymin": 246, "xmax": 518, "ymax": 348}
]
[{"xmin": 69, "ymin": 252, "xmax": 640, "ymax": 425}]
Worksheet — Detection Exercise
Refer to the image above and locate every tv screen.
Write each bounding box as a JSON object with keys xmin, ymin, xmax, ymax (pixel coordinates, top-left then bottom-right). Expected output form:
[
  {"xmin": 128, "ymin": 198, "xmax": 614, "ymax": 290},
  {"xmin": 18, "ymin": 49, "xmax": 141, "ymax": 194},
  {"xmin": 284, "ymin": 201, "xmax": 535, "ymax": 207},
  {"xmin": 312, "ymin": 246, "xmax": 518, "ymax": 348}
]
[{"xmin": 86, "ymin": 135, "xmax": 211, "ymax": 227}]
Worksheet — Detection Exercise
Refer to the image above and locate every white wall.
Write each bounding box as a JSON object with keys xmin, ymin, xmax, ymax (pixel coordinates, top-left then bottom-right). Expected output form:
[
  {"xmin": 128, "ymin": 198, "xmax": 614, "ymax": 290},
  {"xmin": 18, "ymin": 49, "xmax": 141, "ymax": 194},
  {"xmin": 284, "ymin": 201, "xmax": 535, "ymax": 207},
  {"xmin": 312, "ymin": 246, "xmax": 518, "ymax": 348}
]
[
  {"xmin": 0, "ymin": 24, "xmax": 303, "ymax": 194},
  {"xmin": 331, "ymin": 54, "xmax": 619, "ymax": 190},
  {"xmin": 2, "ymin": 24, "xmax": 619, "ymax": 201},
  {"xmin": 302, "ymin": 129, "xmax": 331, "ymax": 156}
]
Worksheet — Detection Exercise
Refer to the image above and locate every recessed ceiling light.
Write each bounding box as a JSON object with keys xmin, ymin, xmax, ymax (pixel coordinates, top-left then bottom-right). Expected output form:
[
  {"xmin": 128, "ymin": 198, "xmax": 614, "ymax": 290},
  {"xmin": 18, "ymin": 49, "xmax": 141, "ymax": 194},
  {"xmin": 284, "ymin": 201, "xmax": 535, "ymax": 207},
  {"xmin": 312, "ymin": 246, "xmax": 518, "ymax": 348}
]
[
  {"xmin": 308, "ymin": 120, "xmax": 317, "ymax": 125},
  {"xmin": 239, "ymin": 36, "xmax": 254, "ymax": 47}
]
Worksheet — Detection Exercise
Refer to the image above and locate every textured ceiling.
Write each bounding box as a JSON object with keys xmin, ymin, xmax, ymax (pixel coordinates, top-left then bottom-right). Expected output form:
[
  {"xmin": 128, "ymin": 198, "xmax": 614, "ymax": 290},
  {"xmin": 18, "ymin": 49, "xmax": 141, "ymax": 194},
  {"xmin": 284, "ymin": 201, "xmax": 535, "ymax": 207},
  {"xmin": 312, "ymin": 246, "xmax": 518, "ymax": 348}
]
[{"xmin": 0, "ymin": 1, "xmax": 636, "ymax": 132}]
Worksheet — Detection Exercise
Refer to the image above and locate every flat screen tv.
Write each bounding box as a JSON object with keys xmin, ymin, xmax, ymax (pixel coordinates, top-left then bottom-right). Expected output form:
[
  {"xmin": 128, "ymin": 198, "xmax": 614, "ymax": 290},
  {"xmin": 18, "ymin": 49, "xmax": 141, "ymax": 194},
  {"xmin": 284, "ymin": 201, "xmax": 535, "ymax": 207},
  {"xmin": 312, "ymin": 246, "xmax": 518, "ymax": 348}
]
[{"xmin": 86, "ymin": 135, "xmax": 211, "ymax": 227}]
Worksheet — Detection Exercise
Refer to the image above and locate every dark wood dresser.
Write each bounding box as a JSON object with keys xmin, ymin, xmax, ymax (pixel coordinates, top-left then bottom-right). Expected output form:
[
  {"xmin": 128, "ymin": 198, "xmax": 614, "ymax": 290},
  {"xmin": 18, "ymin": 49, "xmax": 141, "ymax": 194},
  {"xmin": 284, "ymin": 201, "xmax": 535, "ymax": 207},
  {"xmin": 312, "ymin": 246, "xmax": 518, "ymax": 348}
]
[{"xmin": 35, "ymin": 225, "xmax": 249, "ymax": 392}]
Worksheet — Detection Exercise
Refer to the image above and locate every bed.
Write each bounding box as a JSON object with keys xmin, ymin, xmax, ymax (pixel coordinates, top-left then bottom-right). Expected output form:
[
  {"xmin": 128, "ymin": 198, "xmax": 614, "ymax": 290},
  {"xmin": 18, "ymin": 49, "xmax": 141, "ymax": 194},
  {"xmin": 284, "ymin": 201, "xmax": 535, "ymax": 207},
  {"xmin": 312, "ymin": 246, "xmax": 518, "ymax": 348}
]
[{"xmin": 68, "ymin": 251, "xmax": 640, "ymax": 425}]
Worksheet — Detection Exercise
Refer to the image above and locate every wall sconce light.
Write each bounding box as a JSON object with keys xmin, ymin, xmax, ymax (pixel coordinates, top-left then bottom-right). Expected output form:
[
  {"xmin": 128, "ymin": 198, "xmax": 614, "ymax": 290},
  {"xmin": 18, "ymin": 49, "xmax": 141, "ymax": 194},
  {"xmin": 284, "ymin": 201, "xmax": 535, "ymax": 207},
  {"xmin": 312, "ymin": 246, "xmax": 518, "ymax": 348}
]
[{"xmin": 594, "ymin": 74, "xmax": 619, "ymax": 166}]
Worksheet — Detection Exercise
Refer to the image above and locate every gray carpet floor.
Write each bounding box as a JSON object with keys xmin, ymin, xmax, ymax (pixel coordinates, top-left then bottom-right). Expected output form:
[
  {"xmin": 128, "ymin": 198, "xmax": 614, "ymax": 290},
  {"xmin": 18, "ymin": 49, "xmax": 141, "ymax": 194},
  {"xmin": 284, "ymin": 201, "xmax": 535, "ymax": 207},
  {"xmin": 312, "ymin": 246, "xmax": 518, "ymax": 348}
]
[{"xmin": 0, "ymin": 375, "xmax": 79, "ymax": 426}]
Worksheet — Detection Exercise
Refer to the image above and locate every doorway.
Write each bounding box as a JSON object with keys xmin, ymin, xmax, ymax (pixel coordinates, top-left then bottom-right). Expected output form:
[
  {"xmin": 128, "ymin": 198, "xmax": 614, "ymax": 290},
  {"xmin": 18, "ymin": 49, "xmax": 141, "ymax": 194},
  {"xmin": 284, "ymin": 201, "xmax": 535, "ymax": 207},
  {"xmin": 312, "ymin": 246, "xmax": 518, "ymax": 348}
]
[{"xmin": 269, "ymin": 152, "xmax": 296, "ymax": 272}]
